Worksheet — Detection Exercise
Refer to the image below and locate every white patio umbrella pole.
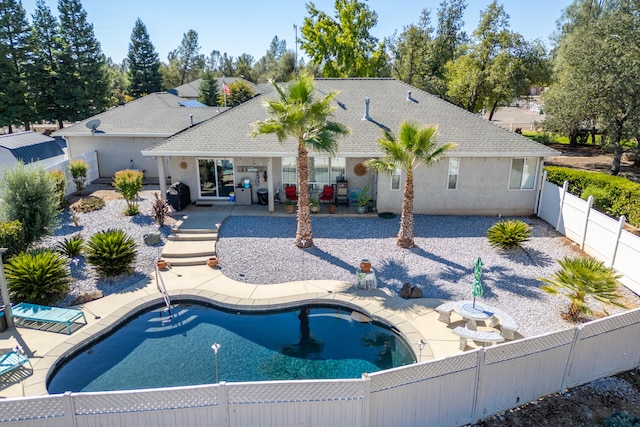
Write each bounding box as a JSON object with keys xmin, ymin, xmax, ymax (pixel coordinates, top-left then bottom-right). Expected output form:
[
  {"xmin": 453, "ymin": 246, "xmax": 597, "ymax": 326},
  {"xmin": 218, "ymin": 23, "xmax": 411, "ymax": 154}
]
[{"xmin": 0, "ymin": 248, "xmax": 15, "ymax": 329}]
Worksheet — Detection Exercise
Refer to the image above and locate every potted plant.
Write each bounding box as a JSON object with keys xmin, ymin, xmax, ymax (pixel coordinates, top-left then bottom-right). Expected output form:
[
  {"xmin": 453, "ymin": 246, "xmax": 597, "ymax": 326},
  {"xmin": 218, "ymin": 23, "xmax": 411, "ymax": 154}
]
[
  {"xmin": 355, "ymin": 184, "xmax": 370, "ymax": 214},
  {"xmin": 328, "ymin": 204, "xmax": 337, "ymax": 214},
  {"xmin": 285, "ymin": 199, "xmax": 295, "ymax": 213},
  {"xmin": 310, "ymin": 197, "xmax": 320, "ymax": 213}
]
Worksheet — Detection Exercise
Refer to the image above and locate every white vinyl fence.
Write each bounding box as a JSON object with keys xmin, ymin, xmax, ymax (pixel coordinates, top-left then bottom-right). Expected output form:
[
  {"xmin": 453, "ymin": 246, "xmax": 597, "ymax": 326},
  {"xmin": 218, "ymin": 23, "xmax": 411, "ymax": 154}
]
[
  {"xmin": 1, "ymin": 308, "xmax": 639, "ymax": 427},
  {"xmin": 537, "ymin": 172, "xmax": 640, "ymax": 294},
  {"xmin": 45, "ymin": 151, "xmax": 99, "ymax": 196}
]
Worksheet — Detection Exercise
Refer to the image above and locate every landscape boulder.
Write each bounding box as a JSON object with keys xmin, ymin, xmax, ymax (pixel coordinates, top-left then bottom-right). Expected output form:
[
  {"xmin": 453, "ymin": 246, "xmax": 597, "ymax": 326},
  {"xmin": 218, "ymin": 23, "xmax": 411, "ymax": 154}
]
[
  {"xmin": 400, "ymin": 282, "xmax": 423, "ymax": 299},
  {"xmin": 143, "ymin": 232, "xmax": 162, "ymax": 246}
]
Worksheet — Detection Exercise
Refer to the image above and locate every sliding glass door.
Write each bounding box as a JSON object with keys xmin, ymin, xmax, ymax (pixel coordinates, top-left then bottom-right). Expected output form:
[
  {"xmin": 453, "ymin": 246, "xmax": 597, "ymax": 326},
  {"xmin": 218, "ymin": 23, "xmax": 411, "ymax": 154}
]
[{"xmin": 198, "ymin": 158, "xmax": 234, "ymax": 198}]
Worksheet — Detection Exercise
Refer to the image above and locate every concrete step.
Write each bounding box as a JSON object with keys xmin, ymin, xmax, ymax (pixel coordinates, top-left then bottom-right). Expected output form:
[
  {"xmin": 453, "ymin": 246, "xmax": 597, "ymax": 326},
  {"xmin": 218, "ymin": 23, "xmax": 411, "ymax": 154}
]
[
  {"xmin": 171, "ymin": 227, "xmax": 218, "ymax": 234},
  {"xmin": 161, "ymin": 240, "xmax": 216, "ymax": 258},
  {"xmin": 161, "ymin": 256, "xmax": 213, "ymax": 267},
  {"xmin": 168, "ymin": 232, "xmax": 218, "ymax": 241}
]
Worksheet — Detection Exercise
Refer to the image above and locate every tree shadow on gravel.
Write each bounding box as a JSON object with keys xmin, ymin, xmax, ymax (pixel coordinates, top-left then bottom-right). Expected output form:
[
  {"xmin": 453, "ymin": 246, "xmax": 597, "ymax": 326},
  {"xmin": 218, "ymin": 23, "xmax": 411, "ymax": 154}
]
[
  {"xmin": 482, "ymin": 266, "xmax": 545, "ymax": 300},
  {"xmin": 501, "ymin": 247, "xmax": 554, "ymax": 267},
  {"xmin": 304, "ymin": 246, "xmax": 360, "ymax": 274},
  {"xmin": 410, "ymin": 245, "xmax": 468, "ymax": 272},
  {"xmin": 375, "ymin": 258, "xmax": 455, "ymax": 300}
]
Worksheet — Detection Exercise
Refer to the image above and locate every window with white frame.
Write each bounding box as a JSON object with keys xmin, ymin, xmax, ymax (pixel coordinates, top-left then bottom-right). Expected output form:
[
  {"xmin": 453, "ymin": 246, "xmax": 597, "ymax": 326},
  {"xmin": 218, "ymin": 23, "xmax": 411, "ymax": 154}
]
[
  {"xmin": 509, "ymin": 158, "xmax": 537, "ymax": 190},
  {"xmin": 391, "ymin": 167, "xmax": 401, "ymax": 191},
  {"xmin": 448, "ymin": 158, "xmax": 459, "ymax": 190},
  {"xmin": 282, "ymin": 157, "xmax": 346, "ymax": 188}
]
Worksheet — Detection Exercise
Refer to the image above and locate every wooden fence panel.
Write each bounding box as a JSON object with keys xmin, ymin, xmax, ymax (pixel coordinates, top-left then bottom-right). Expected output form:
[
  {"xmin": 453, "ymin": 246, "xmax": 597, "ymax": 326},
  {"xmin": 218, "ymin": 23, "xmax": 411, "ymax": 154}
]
[
  {"xmin": 475, "ymin": 329, "xmax": 576, "ymax": 419},
  {"xmin": 565, "ymin": 309, "xmax": 640, "ymax": 389},
  {"xmin": 368, "ymin": 352, "xmax": 478, "ymax": 427}
]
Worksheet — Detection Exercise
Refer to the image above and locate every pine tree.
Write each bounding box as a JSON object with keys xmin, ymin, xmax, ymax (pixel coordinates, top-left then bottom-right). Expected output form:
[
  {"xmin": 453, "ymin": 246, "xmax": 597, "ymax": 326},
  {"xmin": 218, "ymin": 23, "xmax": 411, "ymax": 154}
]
[
  {"xmin": 30, "ymin": 0, "xmax": 61, "ymax": 124},
  {"xmin": 0, "ymin": 0, "xmax": 34, "ymax": 132},
  {"xmin": 126, "ymin": 18, "xmax": 161, "ymax": 98},
  {"xmin": 168, "ymin": 29, "xmax": 205, "ymax": 85},
  {"xmin": 198, "ymin": 69, "xmax": 219, "ymax": 106},
  {"xmin": 56, "ymin": 0, "xmax": 110, "ymax": 127}
]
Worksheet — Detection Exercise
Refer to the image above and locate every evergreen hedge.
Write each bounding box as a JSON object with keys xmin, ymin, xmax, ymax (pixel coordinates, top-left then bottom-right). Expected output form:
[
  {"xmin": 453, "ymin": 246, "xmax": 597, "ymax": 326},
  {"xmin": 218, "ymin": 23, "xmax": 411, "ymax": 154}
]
[{"xmin": 544, "ymin": 166, "xmax": 640, "ymax": 227}]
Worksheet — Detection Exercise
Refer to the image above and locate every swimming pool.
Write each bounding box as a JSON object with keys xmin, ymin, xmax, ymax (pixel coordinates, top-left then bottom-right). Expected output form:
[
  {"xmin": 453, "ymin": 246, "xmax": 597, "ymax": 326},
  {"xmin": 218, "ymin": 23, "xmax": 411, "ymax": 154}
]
[{"xmin": 47, "ymin": 302, "xmax": 415, "ymax": 393}]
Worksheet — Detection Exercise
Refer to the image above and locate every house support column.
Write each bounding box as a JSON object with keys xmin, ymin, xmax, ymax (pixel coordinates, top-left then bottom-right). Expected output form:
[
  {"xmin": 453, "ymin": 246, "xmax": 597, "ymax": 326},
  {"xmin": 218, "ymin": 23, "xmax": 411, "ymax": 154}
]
[
  {"xmin": 157, "ymin": 156, "xmax": 168, "ymax": 200},
  {"xmin": 267, "ymin": 158, "xmax": 275, "ymax": 213}
]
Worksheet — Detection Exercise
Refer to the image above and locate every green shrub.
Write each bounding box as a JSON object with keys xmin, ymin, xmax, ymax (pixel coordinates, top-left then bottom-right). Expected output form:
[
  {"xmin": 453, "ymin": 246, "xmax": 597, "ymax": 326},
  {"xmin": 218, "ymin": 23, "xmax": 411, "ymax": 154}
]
[
  {"xmin": 544, "ymin": 166, "xmax": 640, "ymax": 227},
  {"xmin": 113, "ymin": 169, "xmax": 143, "ymax": 215},
  {"xmin": 0, "ymin": 220, "xmax": 26, "ymax": 258},
  {"xmin": 541, "ymin": 256, "xmax": 625, "ymax": 321},
  {"xmin": 73, "ymin": 196, "xmax": 105, "ymax": 213},
  {"xmin": 151, "ymin": 192, "xmax": 171, "ymax": 226},
  {"xmin": 5, "ymin": 249, "xmax": 71, "ymax": 305},
  {"xmin": 581, "ymin": 185, "xmax": 614, "ymax": 213},
  {"xmin": 604, "ymin": 411, "xmax": 640, "ymax": 427},
  {"xmin": 486, "ymin": 219, "xmax": 532, "ymax": 249},
  {"xmin": 0, "ymin": 162, "xmax": 60, "ymax": 246},
  {"xmin": 56, "ymin": 235, "xmax": 84, "ymax": 257},
  {"xmin": 68, "ymin": 159, "xmax": 89, "ymax": 194},
  {"xmin": 49, "ymin": 169, "xmax": 67, "ymax": 208},
  {"xmin": 85, "ymin": 229, "xmax": 137, "ymax": 276}
]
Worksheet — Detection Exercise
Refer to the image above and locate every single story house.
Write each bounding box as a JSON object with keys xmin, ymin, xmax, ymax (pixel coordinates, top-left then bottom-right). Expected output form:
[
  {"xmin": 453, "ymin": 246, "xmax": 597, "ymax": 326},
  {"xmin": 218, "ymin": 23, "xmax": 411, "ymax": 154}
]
[
  {"xmin": 142, "ymin": 78, "xmax": 558, "ymax": 215},
  {"xmin": 53, "ymin": 92, "xmax": 222, "ymax": 178},
  {"xmin": 0, "ymin": 131, "xmax": 66, "ymax": 171}
]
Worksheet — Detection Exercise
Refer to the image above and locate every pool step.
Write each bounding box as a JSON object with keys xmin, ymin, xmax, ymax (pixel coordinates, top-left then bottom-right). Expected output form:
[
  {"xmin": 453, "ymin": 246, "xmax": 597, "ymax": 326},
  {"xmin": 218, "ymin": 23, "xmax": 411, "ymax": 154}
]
[{"xmin": 161, "ymin": 240, "xmax": 216, "ymax": 258}]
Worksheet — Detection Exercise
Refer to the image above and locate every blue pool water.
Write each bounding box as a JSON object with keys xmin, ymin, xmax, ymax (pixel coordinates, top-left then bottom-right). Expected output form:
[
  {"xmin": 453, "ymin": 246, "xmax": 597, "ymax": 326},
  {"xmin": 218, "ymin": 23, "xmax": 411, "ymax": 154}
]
[{"xmin": 47, "ymin": 303, "xmax": 414, "ymax": 393}]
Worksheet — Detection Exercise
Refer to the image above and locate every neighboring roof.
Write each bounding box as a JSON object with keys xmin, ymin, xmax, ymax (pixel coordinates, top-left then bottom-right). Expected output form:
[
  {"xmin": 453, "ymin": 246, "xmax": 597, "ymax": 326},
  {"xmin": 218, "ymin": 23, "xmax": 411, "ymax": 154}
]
[
  {"xmin": 0, "ymin": 131, "xmax": 64, "ymax": 163},
  {"xmin": 171, "ymin": 77, "xmax": 261, "ymax": 99},
  {"xmin": 53, "ymin": 92, "xmax": 221, "ymax": 137},
  {"xmin": 143, "ymin": 79, "xmax": 560, "ymax": 158}
]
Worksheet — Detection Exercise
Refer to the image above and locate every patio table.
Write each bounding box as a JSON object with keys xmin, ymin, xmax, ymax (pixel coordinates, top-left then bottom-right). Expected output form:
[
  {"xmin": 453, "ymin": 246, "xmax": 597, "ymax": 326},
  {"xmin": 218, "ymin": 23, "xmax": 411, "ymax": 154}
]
[{"xmin": 453, "ymin": 300, "xmax": 495, "ymax": 331}]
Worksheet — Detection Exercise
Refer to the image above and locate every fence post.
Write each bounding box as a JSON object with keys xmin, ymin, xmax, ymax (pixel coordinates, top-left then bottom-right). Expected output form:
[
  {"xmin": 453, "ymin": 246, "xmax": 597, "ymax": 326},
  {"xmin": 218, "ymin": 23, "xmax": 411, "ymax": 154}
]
[
  {"xmin": 580, "ymin": 196, "xmax": 594, "ymax": 250},
  {"xmin": 362, "ymin": 374, "xmax": 371, "ymax": 427},
  {"xmin": 218, "ymin": 381, "xmax": 229, "ymax": 427},
  {"xmin": 471, "ymin": 349, "xmax": 485, "ymax": 424},
  {"xmin": 560, "ymin": 326, "xmax": 583, "ymax": 391},
  {"xmin": 556, "ymin": 181, "xmax": 569, "ymax": 231},
  {"xmin": 610, "ymin": 216, "xmax": 626, "ymax": 268},
  {"xmin": 63, "ymin": 392, "xmax": 78, "ymax": 427}
]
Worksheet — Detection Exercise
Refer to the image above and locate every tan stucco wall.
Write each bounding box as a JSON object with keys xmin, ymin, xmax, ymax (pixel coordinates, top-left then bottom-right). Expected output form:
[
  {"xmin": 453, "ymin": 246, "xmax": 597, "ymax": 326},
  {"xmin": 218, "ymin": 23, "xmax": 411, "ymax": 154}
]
[
  {"xmin": 375, "ymin": 157, "xmax": 541, "ymax": 216},
  {"xmin": 65, "ymin": 136, "xmax": 164, "ymax": 178}
]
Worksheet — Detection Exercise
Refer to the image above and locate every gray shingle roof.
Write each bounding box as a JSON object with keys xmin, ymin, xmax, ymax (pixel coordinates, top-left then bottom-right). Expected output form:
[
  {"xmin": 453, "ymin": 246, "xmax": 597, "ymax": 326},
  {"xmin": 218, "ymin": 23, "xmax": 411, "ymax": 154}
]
[
  {"xmin": 143, "ymin": 79, "xmax": 559, "ymax": 158},
  {"xmin": 54, "ymin": 92, "xmax": 220, "ymax": 137},
  {"xmin": 0, "ymin": 131, "xmax": 64, "ymax": 163}
]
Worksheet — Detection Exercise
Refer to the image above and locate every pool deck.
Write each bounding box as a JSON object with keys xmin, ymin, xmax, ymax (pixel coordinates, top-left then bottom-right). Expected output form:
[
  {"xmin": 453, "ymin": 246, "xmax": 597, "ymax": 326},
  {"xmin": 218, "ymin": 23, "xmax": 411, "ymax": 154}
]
[{"xmin": 0, "ymin": 204, "xmax": 482, "ymax": 399}]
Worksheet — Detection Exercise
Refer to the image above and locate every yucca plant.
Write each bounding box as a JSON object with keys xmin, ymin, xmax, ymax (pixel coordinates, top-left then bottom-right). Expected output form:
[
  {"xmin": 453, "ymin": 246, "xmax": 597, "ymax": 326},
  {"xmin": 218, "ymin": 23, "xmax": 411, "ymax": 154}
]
[
  {"xmin": 85, "ymin": 229, "xmax": 137, "ymax": 276},
  {"xmin": 486, "ymin": 219, "xmax": 532, "ymax": 249},
  {"xmin": 56, "ymin": 235, "xmax": 85, "ymax": 257},
  {"xmin": 540, "ymin": 257, "xmax": 625, "ymax": 322},
  {"xmin": 5, "ymin": 249, "xmax": 71, "ymax": 305},
  {"xmin": 151, "ymin": 192, "xmax": 171, "ymax": 226}
]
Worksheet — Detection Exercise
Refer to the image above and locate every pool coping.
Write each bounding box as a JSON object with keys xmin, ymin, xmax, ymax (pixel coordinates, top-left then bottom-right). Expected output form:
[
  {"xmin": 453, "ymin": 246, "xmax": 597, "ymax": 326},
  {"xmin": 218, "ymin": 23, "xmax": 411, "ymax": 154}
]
[{"xmin": 21, "ymin": 271, "xmax": 450, "ymax": 397}]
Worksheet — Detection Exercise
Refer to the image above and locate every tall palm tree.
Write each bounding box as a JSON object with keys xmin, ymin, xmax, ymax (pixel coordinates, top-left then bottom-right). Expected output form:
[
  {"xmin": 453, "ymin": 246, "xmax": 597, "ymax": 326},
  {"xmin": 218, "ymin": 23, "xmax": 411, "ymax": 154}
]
[
  {"xmin": 367, "ymin": 122, "xmax": 456, "ymax": 248},
  {"xmin": 252, "ymin": 75, "xmax": 349, "ymax": 248}
]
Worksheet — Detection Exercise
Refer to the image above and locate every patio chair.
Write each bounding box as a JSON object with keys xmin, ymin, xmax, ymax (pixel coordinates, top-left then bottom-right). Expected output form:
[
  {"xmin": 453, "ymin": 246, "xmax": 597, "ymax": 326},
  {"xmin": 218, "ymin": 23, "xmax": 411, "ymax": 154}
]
[
  {"xmin": 319, "ymin": 185, "xmax": 335, "ymax": 204},
  {"xmin": 285, "ymin": 185, "xmax": 298, "ymax": 201},
  {"xmin": 0, "ymin": 350, "xmax": 32, "ymax": 377}
]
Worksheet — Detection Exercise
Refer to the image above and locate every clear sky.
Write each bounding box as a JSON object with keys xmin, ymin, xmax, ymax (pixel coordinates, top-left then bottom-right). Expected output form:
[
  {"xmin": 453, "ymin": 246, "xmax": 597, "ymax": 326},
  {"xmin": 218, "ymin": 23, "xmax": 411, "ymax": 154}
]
[{"xmin": 21, "ymin": 0, "xmax": 573, "ymax": 64}]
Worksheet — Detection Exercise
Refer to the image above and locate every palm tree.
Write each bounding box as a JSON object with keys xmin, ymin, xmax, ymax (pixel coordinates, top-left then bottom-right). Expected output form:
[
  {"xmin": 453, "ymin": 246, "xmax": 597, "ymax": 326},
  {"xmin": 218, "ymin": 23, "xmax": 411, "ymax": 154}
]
[
  {"xmin": 252, "ymin": 75, "xmax": 349, "ymax": 248},
  {"xmin": 367, "ymin": 122, "xmax": 456, "ymax": 248},
  {"xmin": 540, "ymin": 256, "xmax": 625, "ymax": 322}
]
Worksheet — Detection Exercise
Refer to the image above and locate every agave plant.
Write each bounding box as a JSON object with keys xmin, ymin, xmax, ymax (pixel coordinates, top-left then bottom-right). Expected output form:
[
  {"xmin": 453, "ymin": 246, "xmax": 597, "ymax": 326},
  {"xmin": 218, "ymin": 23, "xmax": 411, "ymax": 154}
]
[
  {"xmin": 486, "ymin": 219, "xmax": 532, "ymax": 250},
  {"xmin": 540, "ymin": 256, "xmax": 625, "ymax": 321},
  {"xmin": 85, "ymin": 229, "xmax": 137, "ymax": 276},
  {"xmin": 56, "ymin": 235, "xmax": 85, "ymax": 257},
  {"xmin": 5, "ymin": 249, "xmax": 71, "ymax": 305}
]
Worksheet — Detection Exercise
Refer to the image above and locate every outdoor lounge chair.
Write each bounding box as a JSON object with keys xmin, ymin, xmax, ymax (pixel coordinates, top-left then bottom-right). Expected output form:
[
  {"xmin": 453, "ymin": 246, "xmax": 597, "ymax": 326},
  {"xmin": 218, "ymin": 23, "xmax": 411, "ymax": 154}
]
[
  {"xmin": 285, "ymin": 185, "xmax": 298, "ymax": 201},
  {"xmin": 319, "ymin": 185, "xmax": 335, "ymax": 204},
  {"xmin": 0, "ymin": 350, "xmax": 32, "ymax": 377},
  {"xmin": 12, "ymin": 302, "xmax": 87, "ymax": 334}
]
